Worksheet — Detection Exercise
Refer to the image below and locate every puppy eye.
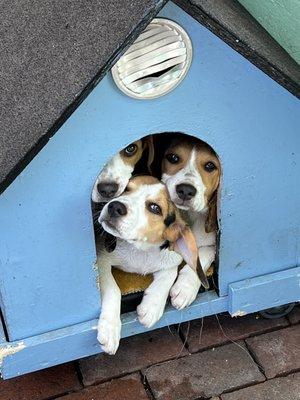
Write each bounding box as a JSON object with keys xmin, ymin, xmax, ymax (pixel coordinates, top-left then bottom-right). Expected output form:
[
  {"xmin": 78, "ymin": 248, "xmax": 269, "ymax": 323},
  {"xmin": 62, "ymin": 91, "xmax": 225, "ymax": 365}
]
[
  {"xmin": 124, "ymin": 143, "xmax": 138, "ymax": 157},
  {"xmin": 204, "ymin": 161, "xmax": 216, "ymax": 172},
  {"xmin": 147, "ymin": 202, "xmax": 162, "ymax": 215},
  {"xmin": 166, "ymin": 153, "xmax": 180, "ymax": 164}
]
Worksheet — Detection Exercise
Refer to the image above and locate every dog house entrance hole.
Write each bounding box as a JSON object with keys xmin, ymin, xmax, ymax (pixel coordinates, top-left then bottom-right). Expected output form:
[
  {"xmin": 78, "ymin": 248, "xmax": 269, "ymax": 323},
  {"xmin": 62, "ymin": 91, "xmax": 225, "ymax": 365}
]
[{"xmin": 91, "ymin": 132, "xmax": 221, "ymax": 313}]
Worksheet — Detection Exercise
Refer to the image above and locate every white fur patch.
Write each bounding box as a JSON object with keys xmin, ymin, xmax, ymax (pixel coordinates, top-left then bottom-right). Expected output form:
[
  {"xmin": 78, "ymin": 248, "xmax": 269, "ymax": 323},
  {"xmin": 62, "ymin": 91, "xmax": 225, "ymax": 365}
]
[
  {"xmin": 92, "ymin": 153, "xmax": 133, "ymax": 203},
  {"xmin": 162, "ymin": 147, "xmax": 218, "ymax": 308},
  {"xmin": 99, "ymin": 182, "xmax": 164, "ymax": 246},
  {"xmin": 162, "ymin": 148, "xmax": 206, "ymax": 213}
]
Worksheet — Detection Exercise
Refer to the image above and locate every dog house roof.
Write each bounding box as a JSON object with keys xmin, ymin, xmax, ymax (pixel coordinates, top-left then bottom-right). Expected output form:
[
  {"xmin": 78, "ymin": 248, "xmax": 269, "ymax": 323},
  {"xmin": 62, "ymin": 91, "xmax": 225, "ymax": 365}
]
[{"xmin": 1, "ymin": 0, "xmax": 300, "ymax": 194}]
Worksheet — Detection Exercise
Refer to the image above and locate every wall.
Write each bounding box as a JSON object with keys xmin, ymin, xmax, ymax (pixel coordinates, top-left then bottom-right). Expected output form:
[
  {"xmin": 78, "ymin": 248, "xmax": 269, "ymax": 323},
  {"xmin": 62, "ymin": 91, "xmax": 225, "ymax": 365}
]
[{"xmin": 239, "ymin": 0, "xmax": 300, "ymax": 64}]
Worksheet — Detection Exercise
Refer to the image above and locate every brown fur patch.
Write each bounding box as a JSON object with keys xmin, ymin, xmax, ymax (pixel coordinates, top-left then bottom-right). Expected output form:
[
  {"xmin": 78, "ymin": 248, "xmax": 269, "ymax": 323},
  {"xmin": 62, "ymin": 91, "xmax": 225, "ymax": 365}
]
[
  {"xmin": 125, "ymin": 176, "xmax": 176, "ymax": 245},
  {"xmin": 142, "ymin": 186, "xmax": 174, "ymax": 244},
  {"xmin": 119, "ymin": 136, "xmax": 155, "ymax": 174},
  {"xmin": 120, "ymin": 140, "xmax": 144, "ymax": 167},
  {"xmin": 162, "ymin": 137, "xmax": 221, "ymax": 232}
]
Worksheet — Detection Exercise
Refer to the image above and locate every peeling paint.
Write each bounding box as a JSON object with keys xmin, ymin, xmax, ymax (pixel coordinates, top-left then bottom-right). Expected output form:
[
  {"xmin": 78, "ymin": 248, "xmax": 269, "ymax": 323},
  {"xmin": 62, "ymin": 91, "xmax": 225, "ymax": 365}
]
[
  {"xmin": 232, "ymin": 310, "xmax": 247, "ymax": 317},
  {"xmin": 0, "ymin": 342, "xmax": 25, "ymax": 366}
]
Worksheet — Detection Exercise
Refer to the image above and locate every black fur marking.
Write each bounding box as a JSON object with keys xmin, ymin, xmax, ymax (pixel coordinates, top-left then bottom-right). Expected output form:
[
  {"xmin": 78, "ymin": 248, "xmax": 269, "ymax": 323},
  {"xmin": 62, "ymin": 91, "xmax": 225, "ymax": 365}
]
[
  {"xmin": 197, "ymin": 259, "xmax": 210, "ymax": 289},
  {"xmin": 104, "ymin": 232, "xmax": 117, "ymax": 253},
  {"xmin": 164, "ymin": 213, "xmax": 175, "ymax": 227},
  {"xmin": 159, "ymin": 240, "xmax": 170, "ymax": 250}
]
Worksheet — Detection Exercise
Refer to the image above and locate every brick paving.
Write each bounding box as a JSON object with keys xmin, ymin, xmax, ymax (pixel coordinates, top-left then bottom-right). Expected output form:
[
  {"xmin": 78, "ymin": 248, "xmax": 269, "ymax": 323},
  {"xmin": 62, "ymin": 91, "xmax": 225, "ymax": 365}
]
[
  {"xmin": 0, "ymin": 363, "xmax": 82, "ymax": 400},
  {"xmin": 246, "ymin": 325, "xmax": 300, "ymax": 378},
  {"xmin": 144, "ymin": 342, "xmax": 265, "ymax": 399},
  {"xmin": 57, "ymin": 374, "xmax": 148, "ymax": 400},
  {"xmin": 221, "ymin": 372, "xmax": 300, "ymax": 400},
  {"xmin": 0, "ymin": 305, "xmax": 299, "ymax": 400},
  {"xmin": 180, "ymin": 312, "xmax": 288, "ymax": 353},
  {"xmin": 79, "ymin": 326, "xmax": 187, "ymax": 386}
]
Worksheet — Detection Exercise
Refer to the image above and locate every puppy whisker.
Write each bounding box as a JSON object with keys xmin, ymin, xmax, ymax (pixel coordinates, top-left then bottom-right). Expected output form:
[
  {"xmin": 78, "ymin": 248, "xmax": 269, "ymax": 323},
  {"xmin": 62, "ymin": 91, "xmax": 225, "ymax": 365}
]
[
  {"xmin": 198, "ymin": 317, "xmax": 204, "ymax": 346},
  {"xmin": 214, "ymin": 314, "xmax": 260, "ymax": 365},
  {"xmin": 176, "ymin": 321, "xmax": 190, "ymax": 359}
]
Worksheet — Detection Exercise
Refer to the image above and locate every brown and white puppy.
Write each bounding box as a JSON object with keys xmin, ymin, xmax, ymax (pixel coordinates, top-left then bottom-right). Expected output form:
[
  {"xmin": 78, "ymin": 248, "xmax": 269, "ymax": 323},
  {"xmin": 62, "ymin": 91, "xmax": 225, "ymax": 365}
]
[
  {"xmin": 92, "ymin": 136, "xmax": 154, "ymax": 203},
  {"xmin": 96, "ymin": 176, "xmax": 208, "ymax": 355},
  {"xmin": 161, "ymin": 135, "xmax": 221, "ymax": 309}
]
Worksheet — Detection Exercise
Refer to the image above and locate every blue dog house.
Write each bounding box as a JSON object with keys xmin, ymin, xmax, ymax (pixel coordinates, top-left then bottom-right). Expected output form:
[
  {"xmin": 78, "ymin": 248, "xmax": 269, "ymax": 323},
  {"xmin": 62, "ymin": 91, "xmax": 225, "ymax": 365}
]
[{"xmin": 0, "ymin": 1, "xmax": 299, "ymax": 378}]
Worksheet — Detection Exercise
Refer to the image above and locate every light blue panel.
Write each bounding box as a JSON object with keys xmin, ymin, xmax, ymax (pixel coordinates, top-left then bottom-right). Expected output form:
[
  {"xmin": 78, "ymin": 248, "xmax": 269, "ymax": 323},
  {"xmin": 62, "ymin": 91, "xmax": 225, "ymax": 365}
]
[
  {"xmin": 0, "ymin": 318, "xmax": 6, "ymax": 344},
  {"xmin": 0, "ymin": 2, "xmax": 299, "ymax": 341},
  {"xmin": 0, "ymin": 291, "xmax": 227, "ymax": 378},
  {"xmin": 228, "ymin": 266, "xmax": 300, "ymax": 315}
]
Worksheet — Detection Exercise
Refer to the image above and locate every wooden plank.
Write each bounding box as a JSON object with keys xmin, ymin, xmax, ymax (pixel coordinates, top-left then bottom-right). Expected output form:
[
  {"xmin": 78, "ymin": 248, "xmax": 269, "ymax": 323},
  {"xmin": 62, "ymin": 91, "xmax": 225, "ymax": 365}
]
[
  {"xmin": 0, "ymin": 317, "xmax": 6, "ymax": 344},
  {"xmin": 228, "ymin": 266, "xmax": 300, "ymax": 316},
  {"xmin": 0, "ymin": 291, "xmax": 227, "ymax": 379}
]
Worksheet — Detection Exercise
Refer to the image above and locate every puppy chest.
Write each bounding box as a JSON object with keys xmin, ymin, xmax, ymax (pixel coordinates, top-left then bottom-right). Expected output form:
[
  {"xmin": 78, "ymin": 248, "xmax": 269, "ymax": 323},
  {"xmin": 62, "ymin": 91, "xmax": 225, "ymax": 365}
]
[
  {"xmin": 192, "ymin": 216, "xmax": 216, "ymax": 247},
  {"xmin": 114, "ymin": 243, "xmax": 181, "ymax": 274}
]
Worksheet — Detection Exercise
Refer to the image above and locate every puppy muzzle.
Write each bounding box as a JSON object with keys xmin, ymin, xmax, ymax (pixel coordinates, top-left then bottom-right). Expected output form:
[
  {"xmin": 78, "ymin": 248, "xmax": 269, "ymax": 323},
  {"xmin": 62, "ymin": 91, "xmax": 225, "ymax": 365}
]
[
  {"xmin": 97, "ymin": 182, "xmax": 119, "ymax": 199},
  {"xmin": 176, "ymin": 183, "xmax": 197, "ymax": 201},
  {"xmin": 107, "ymin": 201, "xmax": 127, "ymax": 218}
]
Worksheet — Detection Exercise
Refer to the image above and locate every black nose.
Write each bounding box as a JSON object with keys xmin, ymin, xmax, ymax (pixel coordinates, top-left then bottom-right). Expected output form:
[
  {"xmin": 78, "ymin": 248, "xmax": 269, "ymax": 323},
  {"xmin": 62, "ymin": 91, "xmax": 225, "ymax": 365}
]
[
  {"xmin": 176, "ymin": 183, "xmax": 197, "ymax": 201},
  {"xmin": 108, "ymin": 201, "xmax": 127, "ymax": 218},
  {"xmin": 97, "ymin": 182, "xmax": 118, "ymax": 198}
]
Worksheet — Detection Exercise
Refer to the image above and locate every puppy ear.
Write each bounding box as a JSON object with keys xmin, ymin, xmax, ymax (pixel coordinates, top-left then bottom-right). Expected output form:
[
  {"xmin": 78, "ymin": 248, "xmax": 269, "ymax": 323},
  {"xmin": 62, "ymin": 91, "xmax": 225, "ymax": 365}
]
[
  {"xmin": 143, "ymin": 135, "xmax": 155, "ymax": 174},
  {"xmin": 205, "ymin": 191, "xmax": 218, "ymax": 233},
  {"xmin": 163, "ymin": 214, "xmax": 209, "ymax": 289}
]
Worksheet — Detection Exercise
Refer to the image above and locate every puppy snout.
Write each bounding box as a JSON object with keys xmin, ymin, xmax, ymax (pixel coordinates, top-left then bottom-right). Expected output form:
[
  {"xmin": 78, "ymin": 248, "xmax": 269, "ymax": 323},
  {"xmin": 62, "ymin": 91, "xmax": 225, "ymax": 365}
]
[
  {"xmin": 97, "ymin": 182, "xmax": 118, "ymax": 198},
  {"xmin": 108, "ymin": 201, "xmax": 127, "ymax": 218},
  {"xmin": 176, "ymin": 183, "xmax": 196, "ymax": 201}
]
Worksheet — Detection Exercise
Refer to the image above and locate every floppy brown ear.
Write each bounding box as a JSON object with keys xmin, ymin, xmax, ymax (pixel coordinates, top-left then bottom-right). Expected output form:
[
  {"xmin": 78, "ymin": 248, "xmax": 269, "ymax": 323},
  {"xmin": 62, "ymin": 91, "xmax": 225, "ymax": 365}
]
[
  {"xmin": 163, "ymin": 215, "xmax": 209, "ymax": 289},
  {"xmin": 143, "ymin": 135, "xmax": 155, "ymax": 174},
  {"xmin": 205, "ymin": 191, "xmax": 218, "ymax": 233}
]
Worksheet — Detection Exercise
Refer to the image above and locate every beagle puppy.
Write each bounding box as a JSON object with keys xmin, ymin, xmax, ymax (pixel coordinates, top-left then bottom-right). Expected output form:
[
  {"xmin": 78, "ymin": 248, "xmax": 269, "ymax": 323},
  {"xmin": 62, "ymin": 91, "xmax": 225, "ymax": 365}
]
[
  {"xmin": 92, "ymin": 136, "xmax": 154, "ymax": 203},
  {"xmin": 96, "ymin": 176, "xmax": 208, "ymax": 354},
  {"xmin": 161, "ymin": 135, "xmax": 221, "ymax": 310}
]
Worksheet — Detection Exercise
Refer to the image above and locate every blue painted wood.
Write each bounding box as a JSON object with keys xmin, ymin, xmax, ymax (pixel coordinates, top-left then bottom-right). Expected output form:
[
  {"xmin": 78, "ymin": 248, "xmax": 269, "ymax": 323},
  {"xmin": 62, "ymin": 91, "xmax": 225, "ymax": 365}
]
[
  {"xmin": 0, "ymin": 318, "xmax": 6, "ymax": 344},
  {"xmin": 0, "ymin": 1, "xmax": 299, "ymax": 343},
  {"xmin": 228, "ymin": 266, "xmax": 300, "ymax": 316},
  {"xmin": 0, "ymin": 291, "xmax": 227, "ymax": 378}
]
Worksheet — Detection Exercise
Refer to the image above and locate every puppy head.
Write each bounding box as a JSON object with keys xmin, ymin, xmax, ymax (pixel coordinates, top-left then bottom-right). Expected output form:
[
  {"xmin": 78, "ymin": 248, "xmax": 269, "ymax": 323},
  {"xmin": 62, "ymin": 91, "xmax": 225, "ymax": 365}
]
[
  {"xmin": 161, "ymin": 137, "xmax": 220, "ymax": 230},
  {"xmin": 99, "ymin": 176, "xmax": 208, "ymax": 285},
  {"xmin": 92, "ymin": 136, "xmax": 154, "ymax": 203}
]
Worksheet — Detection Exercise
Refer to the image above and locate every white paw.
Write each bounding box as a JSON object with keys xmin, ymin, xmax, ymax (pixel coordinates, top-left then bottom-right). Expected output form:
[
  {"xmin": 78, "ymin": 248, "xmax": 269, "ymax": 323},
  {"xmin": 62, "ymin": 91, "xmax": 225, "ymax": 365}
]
[
  {"xmin": 97, "ymin": 316, "xmax": 121, "ymax": 355},
  {"xmin": 137, "ymin": 294, "xmax": 166, "ymax": 328},
  {"xmin": 170, "ymin": 267, "xmax": 201, "ymax": 310}
]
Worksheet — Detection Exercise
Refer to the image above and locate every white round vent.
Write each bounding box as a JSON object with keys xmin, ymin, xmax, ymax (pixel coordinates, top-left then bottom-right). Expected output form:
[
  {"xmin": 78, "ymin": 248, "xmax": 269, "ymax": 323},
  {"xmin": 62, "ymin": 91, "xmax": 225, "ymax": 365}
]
[{"xmin": 111, "ymin": 18, "xmax": 193, "ymax": 99}]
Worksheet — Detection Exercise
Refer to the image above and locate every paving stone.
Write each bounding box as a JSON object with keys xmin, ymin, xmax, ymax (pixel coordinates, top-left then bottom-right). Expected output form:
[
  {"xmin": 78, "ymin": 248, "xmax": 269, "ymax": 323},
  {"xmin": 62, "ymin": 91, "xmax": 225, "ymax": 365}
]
[
  {"xmin": 288, "ymin": 304, "xmax": 300, "ymax": 325},
  {"xmin": 181, "ymin": 312, "xmax": 288, "ymax": 353},
  {"xmin": 0, "ymin": 363, "xmax": 81, "ymax": 400},
  {"xmin": 145, "ymin": 342, "xmax": 264, "ymax": 400},
  {"xmin": 221, "ymin": 372, "xmax": 300, "ymax": 400},
  {"xmin": 246, "ymin": 325, "xmax": 300, "ymax": 378},
  {"xmin": 79, "ymin": 327, "xmax": 187, "ymax": 386},
  {"xmin": 56, "ymin": 373, "xmax": 148, "ymax": 400}
]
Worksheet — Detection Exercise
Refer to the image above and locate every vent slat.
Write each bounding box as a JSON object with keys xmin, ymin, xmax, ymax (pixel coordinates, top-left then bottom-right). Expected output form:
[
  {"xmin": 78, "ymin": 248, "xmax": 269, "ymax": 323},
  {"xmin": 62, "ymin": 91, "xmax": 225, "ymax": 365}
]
[
  {"xmin": 112, "ymin": 18, "xmax": 192, "ymax": 99},
  {"xmin": 123, "ymin": 55, "xmax": 187, "ymax": 85},
  {"xmin": 118, "ymin": 45, "xmax": 186, "ymax": 76},
  {"xmin": 124, "ymin": 31, "xmax": 178, "ymax": 56},
  {"xmin": 121, "ymin": 36, "xmax": 180, "ymax": 63},
  {"xmin": 134, "ymin": 26, "xmax": 172, "ymax": 43},
  {"xmin": 128, "ymin": 68, "xmax": 183, "ymax": 93}
]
